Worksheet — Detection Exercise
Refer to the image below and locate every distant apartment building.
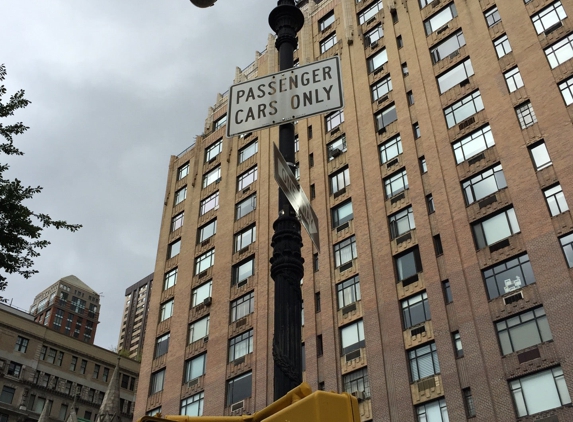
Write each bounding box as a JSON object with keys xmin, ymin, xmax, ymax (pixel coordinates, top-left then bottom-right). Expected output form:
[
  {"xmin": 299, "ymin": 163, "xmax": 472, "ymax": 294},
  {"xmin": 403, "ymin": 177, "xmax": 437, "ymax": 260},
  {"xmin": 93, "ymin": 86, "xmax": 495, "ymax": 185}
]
[
  {"xmin": 0, "ymin": 303, "xmax": 139, "ymax": 422},
  {"xmin": 29, "ymin": 276, "xmax": 100, "ymax": 345},
  {"xmin": 117, "ymin": 274, "xmax": 153, "ymax": 360}
]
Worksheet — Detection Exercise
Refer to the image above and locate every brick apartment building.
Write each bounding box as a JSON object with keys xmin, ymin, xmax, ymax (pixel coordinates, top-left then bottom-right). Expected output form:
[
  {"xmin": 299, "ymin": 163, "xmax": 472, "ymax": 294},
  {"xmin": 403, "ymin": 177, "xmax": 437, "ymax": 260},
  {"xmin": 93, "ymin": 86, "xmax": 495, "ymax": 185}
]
[{"xmin": 134, "ymin": 0, "xmax": 573, "ymax": 420}]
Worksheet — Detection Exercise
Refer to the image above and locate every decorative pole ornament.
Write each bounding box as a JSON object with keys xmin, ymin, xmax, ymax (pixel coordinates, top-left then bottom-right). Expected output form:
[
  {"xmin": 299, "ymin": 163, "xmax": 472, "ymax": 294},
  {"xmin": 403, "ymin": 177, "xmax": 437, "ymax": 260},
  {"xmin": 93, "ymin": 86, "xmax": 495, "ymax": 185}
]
[{"xmin": 189, "ymin": 0, "xmax": 217, "ymax": 7}]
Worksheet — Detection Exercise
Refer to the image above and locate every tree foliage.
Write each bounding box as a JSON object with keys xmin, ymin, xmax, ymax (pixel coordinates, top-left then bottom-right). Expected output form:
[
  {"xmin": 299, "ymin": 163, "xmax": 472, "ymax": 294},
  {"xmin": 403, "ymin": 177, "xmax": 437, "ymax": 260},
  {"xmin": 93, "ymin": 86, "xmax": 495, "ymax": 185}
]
[{"xmin": 0, "ymin": 64, "xmax": 81, "ymax": 300}]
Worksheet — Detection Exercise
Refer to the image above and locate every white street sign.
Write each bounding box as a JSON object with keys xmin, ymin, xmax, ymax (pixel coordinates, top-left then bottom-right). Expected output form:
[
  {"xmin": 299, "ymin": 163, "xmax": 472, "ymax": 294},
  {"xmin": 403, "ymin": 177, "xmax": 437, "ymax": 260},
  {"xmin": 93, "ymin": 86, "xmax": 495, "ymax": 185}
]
[
  {"xmin": 273, "ymin": 143, "xmax": 320, "ymax": 252},
  {"xmin": 227, "ymin": 56, "xmax": 343, "ymax": 137}
]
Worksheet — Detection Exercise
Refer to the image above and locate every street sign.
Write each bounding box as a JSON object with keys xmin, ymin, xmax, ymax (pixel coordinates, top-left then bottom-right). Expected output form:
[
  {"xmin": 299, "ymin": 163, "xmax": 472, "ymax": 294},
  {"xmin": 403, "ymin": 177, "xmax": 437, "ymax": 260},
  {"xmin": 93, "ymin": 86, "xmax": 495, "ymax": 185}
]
[
  {"xmin": 273, "ymin": 143, "xmax": 320, "ymax": 252},
  {"xmin": 227, "ymin": 56, "xmax": 343, "ymax": 137}
]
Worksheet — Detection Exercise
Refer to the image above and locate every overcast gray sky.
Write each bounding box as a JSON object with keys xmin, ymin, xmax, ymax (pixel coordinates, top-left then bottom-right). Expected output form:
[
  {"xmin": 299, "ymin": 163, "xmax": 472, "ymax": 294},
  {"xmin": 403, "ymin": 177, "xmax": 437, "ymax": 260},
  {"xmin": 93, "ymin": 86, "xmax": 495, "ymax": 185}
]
[{"xmin": 2, "ymin": 0, "xmax": 271, "ymax": 350}]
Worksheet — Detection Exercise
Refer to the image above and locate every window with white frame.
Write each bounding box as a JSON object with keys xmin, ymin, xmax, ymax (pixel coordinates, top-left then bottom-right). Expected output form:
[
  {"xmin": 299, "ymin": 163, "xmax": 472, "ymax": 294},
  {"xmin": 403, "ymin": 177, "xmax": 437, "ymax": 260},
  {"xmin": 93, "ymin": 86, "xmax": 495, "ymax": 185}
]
[
  {"xmin": 444, "ymin": 90, "xmax": 484, "ymax": 128},
  {"xmin": 384, "ymin": 169, "xmax": 408, "ymax": 198},
  {"xmin": 202, "ymin": 166, "xmax": 221, "ymax": 188},
  {"xmin": 560, "ymin": 232, "xmax": 573, "ymax": 267},
  {"xmin": 375, "ymin": 104, "xmax": 397, "ymax": 131},
  {"xmin": 545, "ymin": 33, "xmax": 573, "ymax": 68},
  {"xmin": 462, "ymin": 164, "xmax": 507, "ymax": 205},
  {"xmin": 516, "ymin": 102, "xmax": 537, "ymax": 129},
  {"xmin": 231, "ymin": 292, "xmax": 255, "ymax": 322},
  {"xmin": 337, "ymin": 275, "xmax": 361, "ymax": 308},
  {"xmin": 364, "ymin": 25, "xmax": 383, "ymax": 45},
  {"xmin": 472, "ymin": 208, "xmax": 520, "ymax": 249},
  {"xmin": 452, "ymin": 125, "xmax": 495, "ymax": 164},
  {"xmin": 319, "ymin": 11, "xmax": 335, "ymax": 31},
  {"xmin": 389, "ymin": 206, "xmax": 415, "ymax": 239},
  {"xmin": 437, "ymin": 59, "xmax": 474, "ymax": 94},
  {"xmin": 189, "ymin": 316, "xmax": 210, "ymax": 343},
  {"xmin": 529, "ymin": 141, "xmax": 552, "ymax": 170},
  {"xmin": 510, "ymin": 366, "xmax": 571, "ymax": 417},
  {"xmin": 163, "ymin": 268, "xmax": 177, "ymax": 290},
  {"xmin": 149, "ymin": 370, "xmax": 165, "ymax": 395},
  {"xmin": 233, "ymin": 257, "xmax": 254, "ymax": 285},
  {"xmin": 159, "ymin": 299, "xmax": 174, "ymax": 322},
  {"xmin": 496, "ymin": 307, "xmax": 553, "ymax": 355},
  {"xmin": 195, "ymin": 249, "xmax": 215, "ymax": 274},
  {"xmin": 504, "ymin": 67, "xmax": 524, "ymax": 92},
  {"xmin": 379, "ymin": 135, "xmax": 402, "ymax": 164},
  {"xmin": 343, "ymin": 368, "xmax": 371, "ymax": 398},
  {"xmin": 334, "ymin": 236, "xmax": 358, "ymax": 268},
  {"xmin": 327, "ymin": 135, "xmax": 347, "ymax": 160},
  {"xmin": 171, "ymin": 212, "xmax": 184, "ymax": 232},
  {"xmin": 340, "ymin": 319, "xmax": 365, "ymax": 355},
  {"xmin": 239, "ymin": 140, "xmax": 258, "ymax": 163},
  {"xmin": 430, "ymin": 31, "xmax": 466, "ymax": 64},
  {"xmin": 416, "ymin": 399, "xmax": 449, "ymax": 422},
  {"xmin": 205, "ymin": 139, "xmax": 222, "ymax": 163},
  {"xmin": 484, "ymin": 6, "xmax": 501, "ymax": 27},
  {"xmin": 237, "ymin": 166, "xmax": 257, "ymax": 191},
  {"xmin": 213, "ymin": 115, "xmax": 227, "ymax": 131},
  {"xmin": 320, "ymin": 33, "xmax": 337, "ymax": 54},
  {"xmin": 229, "ymin": 330, "xmax": 254, "ymax": 362},
  {"xmin": 325, "ymin": 109, "xmax": 344, "ymax": 131},
  {"xmin": 184, "ymin": 354, "xmax": 206, "ymax": 383},
  {"xmin": 177, "ymin": 163, "xmax": 189, "ymax": 180},
  {"xmin": 200, "ymin": 192, "xmax": 219, "ymax": 215},
  {"xmin": 168, "ymin": 239, "xmax": 181, "ymax": 259},
  {"xmin": 181, "ymin": 392, "xmax": 204, "ymax": 417},
  {"xmin": 358, "ymin": 1, "xmax": 383, "ymax": 25},
  {"xmin": 409, "ymin": 342, "xmax": 440, "ymax": 381},
  {"xmin": 236, "ymin": 194, "xmax": 257, "ymax": 219},
  {"xmin": 483, "ymin": 254, "xmax": 536, "ymax": 299},
  {"xmin": 235, "ymin": 225, "xmax": 256, "ymax": 252},
  {"xmin": 192, "ymin": 281, "xmax": 212, "ymax": 307},
  {"xmin": 395, "ymin": 247, "xmax": 422, "ymax": 282},
  {"xmin": 174, "ymin": 186, "xmax": 187, "ymax": 206},
  {"xmin": 401, "ymin": 291, "xmax": 430, "ymax": 329},
  {"xmin": 367, "ymin": 48, "xmax": 388, "ymax": 73},
  {"xmin": 532, "ymin": 1, "xmax": 567, "ymax": 34},
  {"xmin": 494, "ymin": 34, "xmax": 512, "ymax": 58},
  {"xmin": 332, "ymin": 200, "xmax": 354, "ymax": 228},
  {"xmin": 559, "ymin": 77, "xmax": 573, "ymax": 105},
  {"xmin": 330, "ymin": 167, "xmax": 350, "ymax": 194},
  {"xmin": 154, "ymin": 333, "xmax": 170, "ymax": 358},
  {"xmin": 371, "ymin": 75, "xmax": 392, "ymax": 101},
  {"xmin": 226, "ymin": 372, "xmax": 252, "ymax": 407},
  {"xmin": 198, "ymin": 219, "xmax": 217, "ymax": 243},
  {"xmin": 544, "ymin": 184, "xmax": 569, "ymax": 216},
  {"xmin": 424, "ymin": 3, "xmax": 457, "ymax": 35},
  {"xmin": 419, "ymin": 0, "xmax": 437, "ymax": 8}
]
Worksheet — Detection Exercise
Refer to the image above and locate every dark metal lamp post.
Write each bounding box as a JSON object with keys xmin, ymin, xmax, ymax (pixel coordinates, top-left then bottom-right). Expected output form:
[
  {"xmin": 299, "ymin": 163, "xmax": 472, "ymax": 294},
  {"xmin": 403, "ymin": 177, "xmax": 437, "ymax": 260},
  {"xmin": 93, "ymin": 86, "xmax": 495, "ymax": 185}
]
[{"xmin": 189, "ymin": 0, "xmax": 305, "ymax": 402}]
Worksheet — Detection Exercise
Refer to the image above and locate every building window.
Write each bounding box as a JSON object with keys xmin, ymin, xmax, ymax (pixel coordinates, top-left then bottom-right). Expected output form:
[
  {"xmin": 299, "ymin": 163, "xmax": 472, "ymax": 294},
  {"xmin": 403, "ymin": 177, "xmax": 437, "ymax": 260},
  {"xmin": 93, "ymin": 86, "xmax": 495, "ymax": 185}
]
[
  {"xmin": 343, "ymin": 368, "xmax": 371, "ymax": 398},
  {"xmin": 327, "ymin": 135, "xmax": 347, "ymax": 160},
  {"xmin": 235, "ymin": 225, "xmax": 256, "ymax": 252},
  {"xmin": 384, "ymin": 169, "xmax": 408, "ymax": 198},
  {"xmin": 426, "ymin": 194, "xmax": 435, "ymax": 214},
  {"xmin": 237, "ymin": 166, "xmax": 257, "ymax": 191},
  {"xmin": 462, "ymin": 165, "xmax": 507, "ymax": 205},
  {"xmin": 236, "ymin": 194, "xmax": 257, "ymax": 220},
  {"xmin": 442, "ymin": 280, "xmax": 453, "ymax": 303},
  {"xmin": 331, "ymin": 200, "xmax": 354, "ymax": 228},
  {"xmin": 146, "ymin": 407, "xmax": 161, "ymax": 417},
  {"xmin": 397, "ymin": 35, "xmax": 404, "ymax": 48},
  {"xmin": 545, "ymin": 34, "xmax": 573, "ymax": 68},
  {"xmin": 171, "ymin": 212, "xmax": 184, "ymax": 232},
  {"xmin": 340, "ymin": 320, "xmax": 365, "ymax": 355},
  {"xmin": 510, "ymin": 366, "xmax": 571, "ymax": 417},
  {"xmin": 430, "ymin": 30, "xmax": 466, "ymax": 64},
  {"xmin": 319, "ymin": 11, "xmax": 335, "ymax": 31},
  {"xmin": 529, "ymin": 141, "xmax": 552, "ymax": 170},
  {"xmin": 174, "ymin": 186, "xmax": 187, "ymax": 206},
  {"xmin": 70, "ymin": 356, "xmax": 77, "ymax": 371},
  {"xmin": 181, "ymin": 392, "xmax": 204, "ymax": 417},
  {"xmin": 229, "ymin": 330, "xmax": 254, "ymax": 362},
  {"xmin": 444, "ymin": 90, "xmax": 484, "ymax": 128},
  {"xmin": 494, "ymin": 34, "xmax": 512, "ymax": 58},
  {"xmin": 233, "ymin": 257, "xmax": 255, "ymax": 285},
  {"xmin": 424, "ymin": 3, "xmax": 457, "ymax": 35},
  {"xmin": 483, "ymin": 254, "xmax": 536, "ymax": 299},
  {"xmin": 59, "ymin": 404, "xmax": 69, "ymax": 420},
  {"xmin": 375, "ymin": 104, "xmax": 397, "ymax": 131},
  {"xmin": 194, "ymin": 250, "xmax": 215, "ymax": 276},
  {"xmin": 163, "ymin": 268, "xmax": 177, "ymax": 290},
  {"xmin": 226, "ymin": 372, "xmax": 252, "ymax": 406},
  {"xmin": 358, "ymin": 0, "xmax": 383, "ymax": 25},
  {"xmin": 205, "ymin": 139, "xmax": 222, "ymax": 162},
  {"xmin": 453, "ymin": 331, "xmax": 463, "ymax": 357},
  {"xmin": 177, "ymin": 163, "xmax": 189, "ymax": 180},
  {"xmin": 15, "ymin": 336, "xmax": 29, "ymax": 353},
  {"xmin": 102, "ymin": 367, "xmax": 110, "ymax": 382},
  {"xmin": 420, "ymin": 0, "xmax": 437, "ymax": 8},
  {"xmin": 515, "ymin": 101, "xmax": 537, "ymax": 129},
  {"xmin": 560, "ymin": 232, "xmax": 573, "ymax": 267},
  {"xmin": 200, "ymin": 192, "xmax": 219, "ymax": 215},
  {"xmin": 472, "ymin": 208, "xmax": 520, "ymax": 249},
  {"xmin": 433, "ymin": 234, "xmax": 444, "ymax": 256},
  {"xmin": 320, "ymin": 33, "xmax": 337, "ymax": 54},
  {"xmin": 420, "ymin": 156, "xmax": 427, "ymax": 173},
  {"xmin": 389, "ymin": 206, "xmax": 415, "ymax": 239},
  {"xmin": 93, "ymin": 364, "xmax": 100, "ymax": 379},
  {"xmin": 559, "ymin": 77, "xmax": 573, "ymax": 105},
  {"xmin": 504, "ymin": 67, "xmax": 524, "ymax": 93},
  {"xmin": 416, "ymin": 399, "xmax": 449, "ymax": 422},
  {"xmin": 167, "ymin": 239, "xmax": 181, "ymax": 259},
  {"xmin": 0, "ymin": 387, "xmax": 15, "ymax": 404},
  {"xmin": 330, "ymin": 167, "xmax": 350, "ymax": 195},
  {"xmin": 189, "ymin": 316, "xmax": 210, "ymax": 343},
  {"xmin": 413, "ymin": 122, "xmax": 421, "ymax": 139},
  {"xmin": 149, "ymin": 369, "xmax": 165, "ymax": 395},
  {"xmin": 192, "ymin": 281, "xmax": 212, "ymax": 308},
  {"xmin": 46, "ymin": 348, "xmax": 57, "ymax": 364},
  {"xmin": 367, "ymin": 48, "xmax": 388, "ymax": 73},
  {"xmin": 231, "ymin": 292, "xmax": 254, "ymax": 322},
  {"xmin": 337, "ymin": 275, "xmax": 361, "ymax": 308},
  {"xmin": 365, "ymin": 25, "xmax": 383, "ymax": 45},
  {"xmin": 379, "ymin": 135, "xmax": 402, "ymax": 165},
  {"xmin": 202, "ymin": 166, "xmax": 221, "ymax": 188},
  {"xmin": 452, "ymin": 125, "xmax": 495, "ymax": 164},
  {"xmin": 437, "ymin": 58, "xmax": 474, "ymax": 94},
  {"xmin": 325, "ymin": 109, "xmax": 344, "ymax": 132},
  {"xmin": 401, "ymin": 291, "xmax": 430, "ymax": 329},
  {"xmin": 401, "ymin": 62, "xmax": 409, "ymax": 76},
  {"xmin": 213, "ymin": 115, "xmax": 227, "ymax": 131},
  {"xmin": 395, "ymin": 247, "xmax": 422, "ymax": 282},
  {"xmin": 485, "ymin": 6, "xmax": 501, "ymax": 27},
  {"xmin": 544, "ymin": 184, "xmax": 569, "ymax": 216},
  {"xmin": 239, "ymin": 140, "xmax": 258, "ymax": 163},
  {"xmin": 409, "ymin": 342, "xmax": 440, "ymax": 382},
  {"xmin": 184, "ymin": 354, "xmax": 206, "ymax": 383},
  {"xmin": 154, "ymin": 333, "xmax": 170, "ymax": 358},
  {"xmin": 159, "ymin": 299, "xmax": 174, "ymax": 322},
  {"xmin": 532, "ymin": 2, "xmax": 567, "ymax": 34},
  {"xmin": 198, "ymin": 219, "xmax": 217, "ymax": 243},
  {"xmin": 294, "ymin": 135, "xmax": 299, "ymax": 152},
  {"xmin": 497, "ymin": 307, "xmax": 552, "ymax": 355},
  {"xmin": 463, "ymin": 388, "xmax": 476, "ymax": 417},
  {"xmin": 333, "ymin": 235, "xmax": 358, "ymax": 268},
  {"xmin": 371, "ymin": 75, "xmax": 392, "ymax": 101},
  {"xmin": 7, "ymin": 362, "xmax": 22, "ymax": 378}
]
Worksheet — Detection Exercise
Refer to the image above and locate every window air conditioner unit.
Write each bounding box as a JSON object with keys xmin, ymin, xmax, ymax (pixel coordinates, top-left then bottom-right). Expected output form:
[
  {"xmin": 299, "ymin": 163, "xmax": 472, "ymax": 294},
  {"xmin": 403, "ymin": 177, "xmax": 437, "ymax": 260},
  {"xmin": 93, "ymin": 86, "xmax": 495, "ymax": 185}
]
[
  {"xmin": 230, "ymin": 400, "xmax": 244, "ymax": 412},
  {"xmin": 203, "ymin": 297, "xmax": 212, "ymax": 306},
  {"xmin": 370, "ymin": 40, "xmax": 379, "ymax": 48},
  {"xmin": 237, "ymin": 278, "xmax": 248, "ymax": 288},
  {"xmin": 351, "ymin": 390, "xmax": 365, "ymax": 402},
  {"xmin": 186, "ymin": 378, "xmax": 199, "ymax": 388},
  {"xmin": 203, "ymin": 336, "xmax": 209, "ymax": 343},
  {"xmin": 503, "ymin": 276, "xmax": 522, "ymax": 294},
  {"xmin": 331, "ymin": 148, "xmax": 343, "ymax": 158}
]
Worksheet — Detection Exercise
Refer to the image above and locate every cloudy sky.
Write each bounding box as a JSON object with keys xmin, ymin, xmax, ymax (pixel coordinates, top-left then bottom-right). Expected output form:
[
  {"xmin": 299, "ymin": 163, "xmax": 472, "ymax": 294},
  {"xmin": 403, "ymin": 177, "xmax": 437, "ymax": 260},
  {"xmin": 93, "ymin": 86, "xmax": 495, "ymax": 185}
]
[{"xmin": 2, "ymin": 0, "xmax": 271, "ymax": 350}]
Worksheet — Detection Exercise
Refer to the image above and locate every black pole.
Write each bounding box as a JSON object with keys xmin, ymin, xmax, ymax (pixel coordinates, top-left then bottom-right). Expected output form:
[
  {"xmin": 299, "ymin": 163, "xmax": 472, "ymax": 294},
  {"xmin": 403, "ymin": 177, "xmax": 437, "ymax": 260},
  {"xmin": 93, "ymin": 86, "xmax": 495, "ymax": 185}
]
[{"xmin": 268, "ymin": 0, "xmax": 305, "ymax": 401}]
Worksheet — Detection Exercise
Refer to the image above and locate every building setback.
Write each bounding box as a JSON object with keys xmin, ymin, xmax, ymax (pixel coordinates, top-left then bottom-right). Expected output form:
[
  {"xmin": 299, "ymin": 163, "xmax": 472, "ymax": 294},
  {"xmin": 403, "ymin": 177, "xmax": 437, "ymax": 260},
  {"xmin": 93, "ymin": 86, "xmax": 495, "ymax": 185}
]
[{"xmin": 134, "ymin": 0, "xmax": 573, "ymax": 420}]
